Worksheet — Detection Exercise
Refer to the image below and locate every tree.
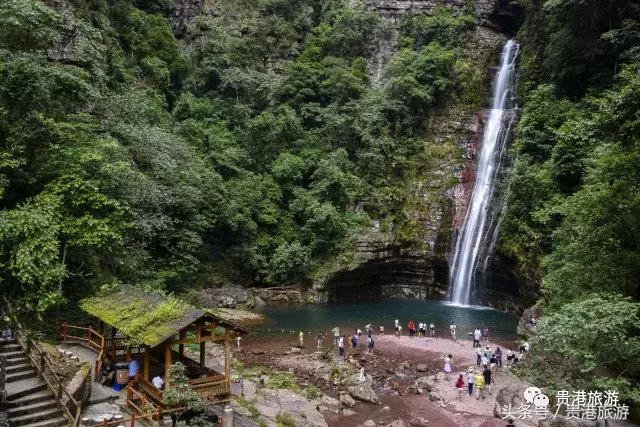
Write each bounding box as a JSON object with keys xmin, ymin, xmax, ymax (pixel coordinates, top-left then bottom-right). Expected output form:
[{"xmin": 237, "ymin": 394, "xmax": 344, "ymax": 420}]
[{"xmin": 163, "ymin": 362, "xmax": 204, "ymax": 427}]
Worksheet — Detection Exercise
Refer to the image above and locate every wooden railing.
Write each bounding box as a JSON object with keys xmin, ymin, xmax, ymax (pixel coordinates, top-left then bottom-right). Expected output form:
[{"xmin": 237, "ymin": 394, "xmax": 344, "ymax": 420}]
[
  {"xmin": 191, "ymin": 379, "xmax": 231, "ymax": 401},
  {"xmin": 59, "ymin": 323, "xmax": 105, "ymax": 377},
  {"xmin": 3, "ymin": 301, "xmax": 82, "ymax": 426}
]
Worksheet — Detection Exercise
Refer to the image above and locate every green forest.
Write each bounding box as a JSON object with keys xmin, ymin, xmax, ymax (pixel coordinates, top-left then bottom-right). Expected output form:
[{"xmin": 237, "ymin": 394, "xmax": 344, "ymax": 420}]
[{"xmin": 1, "ymin": 0, "xmax": 639, "ymax": 410}]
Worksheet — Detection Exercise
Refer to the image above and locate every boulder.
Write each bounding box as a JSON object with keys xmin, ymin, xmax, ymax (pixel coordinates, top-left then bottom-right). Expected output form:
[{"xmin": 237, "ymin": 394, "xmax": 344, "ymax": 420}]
[
  {"xmin": 410, "ymin": 417, "xmax": 428, "ymax": 426},
  {"xmin": 342, "ymin": 409, "xmax": 358, "ymax": 416},
  {"xmin": 339, "ymin": 391, "xmax": 356, "ymax": 408},
  {"xmin": 494, "ymin": 384, "xmax": 526, "ymax": 419},
  {"xmin": 416, "ymin": 364, "xmax": 428, "ymax": 372},
  {"xmin": 290, "ymin": 347, "xmax": 301, "ymax": 354},
  {"xmin": 362, "ymin": 421, "xmax": 376, "ymax": 427},
  {"xmin": 316, "ymin": 395, "xmax": 342, "ymax": 414},
  {"xmin": 518, "ymin": 303, "xmax": 544, "ymax": 338},
  {"xmin": 434, "ymin": 372, "xmax": 446, "ymax": 382},
  {"xmin": 414, "ymin": 376, "xmax": 436, "ymax": 392},
  {"xmin": 537, "ymin": 416, "xmax": 606, "ymax": 427},
  {"xmin": 201, "ymin": 285, "xmax": 249, "ymax": 308},
  {"xmin": 428, "ymin": 391, "xmax": 441, "ymax": 402},
  {"xmin": 348, "ymin": 382, "xmax": 380, "ymax": 404},
  {"xmin": 385, "ymin": 421, "xmax": 406, "ymax": 427}
]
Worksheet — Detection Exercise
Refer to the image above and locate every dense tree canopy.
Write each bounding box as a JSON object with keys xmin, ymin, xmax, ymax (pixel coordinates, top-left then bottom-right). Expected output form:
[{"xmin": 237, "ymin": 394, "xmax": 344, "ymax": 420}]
[{"xmin": 0, "ymin": 0, "xmax": 480, "ymax": 312}]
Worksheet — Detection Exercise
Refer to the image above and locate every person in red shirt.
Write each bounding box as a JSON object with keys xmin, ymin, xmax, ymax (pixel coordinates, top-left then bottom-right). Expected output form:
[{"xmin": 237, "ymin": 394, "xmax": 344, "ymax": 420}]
[
  {"xmin": 455, "ymin": 374, "xmax": 466, "ymax": 398},
  {"xmin": 408, "ymin": 320, "xmax": 416, "ymax": 338}
]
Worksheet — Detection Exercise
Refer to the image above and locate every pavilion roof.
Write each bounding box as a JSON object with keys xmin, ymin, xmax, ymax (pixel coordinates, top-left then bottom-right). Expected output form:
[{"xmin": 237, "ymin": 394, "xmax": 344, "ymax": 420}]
[{"xmin": 81, "ymin": 285, "xmax": 247, "ymax": 347}]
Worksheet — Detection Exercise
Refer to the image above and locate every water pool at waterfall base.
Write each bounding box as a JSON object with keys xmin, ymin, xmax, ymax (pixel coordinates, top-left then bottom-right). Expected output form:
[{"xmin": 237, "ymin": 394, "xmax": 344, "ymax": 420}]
[{"xmin": 256, "ymin": 298, "xmax": 518, "ymax": 341}]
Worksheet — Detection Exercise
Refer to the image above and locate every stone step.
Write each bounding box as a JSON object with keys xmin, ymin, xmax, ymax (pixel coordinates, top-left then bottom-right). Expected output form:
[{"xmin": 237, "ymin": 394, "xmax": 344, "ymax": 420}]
[
  {"xmin": 7, "ymin": 400, "xmax": 59, "ymax": 418},
  {"xmin": 4, "ymin": 356, "xmax": 29, "ymax": 367},
  {"xmin": 12, "ymin": 416, "xmax": 68, "ymax": 427},
  {"xmin": 8, "ymin": 407, "xmax": 64, "ymax": 426},
  {"xmin": 2, "ymin": 351, "xmax": 26, "ymax": 359},
  {"xmin": 6, "ymin": 380, "xmax": 47, "ymax": 401},
  {"xmin": 7, "ymin": 391, "xmax": 53, "ymax": 408},
  {"xmin": 0, "ymin": 344, "xmax": 22, "ymax": 353},
  {"xmin": 0, "ymin": 338, "xmax": 18, "ymax": 346},
  {"xmin": 5, "ymin": 363, "xmax": 33, "ymax": 375},
  {"xmin": 5, "ymin": 371, "xmax": 37, "ymax": 383}
]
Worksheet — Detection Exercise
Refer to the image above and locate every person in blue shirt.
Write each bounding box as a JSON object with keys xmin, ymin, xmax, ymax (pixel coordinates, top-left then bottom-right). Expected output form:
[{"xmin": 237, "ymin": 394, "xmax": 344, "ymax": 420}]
[{"xmin": 128, "ymin": 354, "xmax": 140, "ymax": 383}]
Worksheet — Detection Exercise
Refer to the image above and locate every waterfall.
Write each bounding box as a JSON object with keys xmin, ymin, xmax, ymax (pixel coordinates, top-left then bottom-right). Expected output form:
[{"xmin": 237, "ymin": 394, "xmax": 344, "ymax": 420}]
[{"xmin": 448, "ymin": 40, "xmax": 519, "ymax": 306}]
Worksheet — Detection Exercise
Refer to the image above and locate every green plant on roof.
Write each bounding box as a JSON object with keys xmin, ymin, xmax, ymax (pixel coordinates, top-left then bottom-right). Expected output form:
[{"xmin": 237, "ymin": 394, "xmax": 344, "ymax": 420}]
[{"xmin": 81, "ymin": 287, "xmax": 190, "ymax": 346}]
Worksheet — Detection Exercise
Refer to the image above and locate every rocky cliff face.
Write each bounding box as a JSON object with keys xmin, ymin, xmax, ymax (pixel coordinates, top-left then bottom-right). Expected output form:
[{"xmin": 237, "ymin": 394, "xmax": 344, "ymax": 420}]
[{"xmin": 319, "ymin": 1, "xmax": 522, "ymax": 306}]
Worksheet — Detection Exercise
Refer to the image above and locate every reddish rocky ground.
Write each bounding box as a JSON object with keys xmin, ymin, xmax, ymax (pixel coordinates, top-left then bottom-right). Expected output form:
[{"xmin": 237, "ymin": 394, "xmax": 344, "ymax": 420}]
[{"xmin": 235, "ymin": 331, "xmax": 523, "ymax": 426}]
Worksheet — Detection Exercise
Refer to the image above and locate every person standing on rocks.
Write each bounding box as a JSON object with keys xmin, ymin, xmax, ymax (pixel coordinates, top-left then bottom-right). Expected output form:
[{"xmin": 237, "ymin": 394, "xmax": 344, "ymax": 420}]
[
  {"xmin": 394, "ymin": 319, "xmax": 400, "ymax": 335},
  {"xmin": 466, "ymin": 368, "xmax": 474, "ymax": 396},
  {"xmin": 474, "ymin": 370, "xmax": 485, "ymax": 399},
  {"xmin": 338, "ymin": 335, "xmax": 345, "ymax": 361},
  {"xmin": 482, "ymin": 365, "xmax": 493, "ymax": 395},
  {"xmin": 443, "ymin": 354, "xmax": 453, "ymax": 379},
  {"xmin": 316, "ymin": 331, "xmax": 323, "ymax": 349},
  {"xmin": 476, "ymin": 346, "xmax": 482, "ymax": 366},
  {"xmin": 429, "ymin": 322, "xmax": 435, "ymax": 336},
  {"xmin": 495, "ymin": 346, "xmax": 503, "ymax": 367},
  {"xmin": 408, "ymin": 320, "xmax": 416, "ymax": 338},
  {"xmin": 455, "ymin": 374, "xmax": 465, "ymax": 398},
  {"xmin": 473, "ymin": 328, "xmax": 482, "ymax": 347},
  {"xmin": 367, "ymin": 336, "xmax": 374, "ymax": 354},
  {"xmin": 299, "ymin": 331, "xmax": 304, "ymax": 347},
  {"xmin": 332, "ymin": 326, "xmax": 340, "ymax": 346},
  {"xmin": 351, "ymin": 330, "xmax": 359, "ymax": 348},
  {"xmin": 450, "ymin": 323, "xmax": 457, "ymax": 340}
]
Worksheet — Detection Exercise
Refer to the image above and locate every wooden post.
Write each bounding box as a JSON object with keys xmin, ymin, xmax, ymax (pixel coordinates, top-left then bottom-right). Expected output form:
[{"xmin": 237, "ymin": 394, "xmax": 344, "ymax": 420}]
[
  {"xmin": 111, "ymin": 327, "xmax": 117, "ymax": 360},
  {"xmin": 143, "ymin": 346, "xmax": 150, "ymax": 381},
  {"xmin": 199, "ymin": 341, "xmax": 205, "ymax": 371},
  {"xmin": 178, "ymin": 329, "xmax": 186, "ymax": 361},
  {"xmin": 164, "ymin": 343, "xmax": 172, "ymax": 387},
  {"xmin": 224, "ymin": 333, "xmax": 230, "ymax": 379},
  {"xmin": 131, "ymin": 413, "xmax": 136, "ymax": 427}
]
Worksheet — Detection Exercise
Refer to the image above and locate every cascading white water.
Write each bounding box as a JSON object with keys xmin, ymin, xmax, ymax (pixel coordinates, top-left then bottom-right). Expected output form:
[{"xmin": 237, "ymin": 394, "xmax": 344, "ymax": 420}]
[{"xmin": 448, "ymin": 40, "xmax": 519, "ymax": 306}]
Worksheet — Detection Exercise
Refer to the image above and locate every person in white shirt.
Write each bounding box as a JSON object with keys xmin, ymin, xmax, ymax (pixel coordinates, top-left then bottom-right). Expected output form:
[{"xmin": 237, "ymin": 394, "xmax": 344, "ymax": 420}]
[
  {"xmin": 152, "ymin": 375, "xmax": 164, "ymax": 390},
  {"xmin": 429, "ymin": 323, "xmax": 435, "ymax": 336},
  {"xmin": 338, "ymin": 335, "xmax": 345, "ymax": 361},
  {"xmin": 473, "ymin": 328, "xmax": 481, "ymax": 348},
  {"xmin": 506, "ymin": 348, "xmax": 514, "ymax": 366},
  {"xmin": 466, "ymin": 369, "xmax": 474, "ymax": 396},
  {"xmin": 450, "ymin": 324, "xmax": 457, "ymax": 340},
  {"xmin": 394, "ymin": 319, "xmax": 400, "ymax": 335},
  {"xmin": 476, "ymin": 347, "xmax": 483, "ymax": 366}
]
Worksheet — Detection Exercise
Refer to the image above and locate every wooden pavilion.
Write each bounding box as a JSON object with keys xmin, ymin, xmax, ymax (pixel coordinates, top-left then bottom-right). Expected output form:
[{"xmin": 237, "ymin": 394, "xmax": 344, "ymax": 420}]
[{"xmin": 60, "ymin": 285, "xmax": 248, "ymax": 411}]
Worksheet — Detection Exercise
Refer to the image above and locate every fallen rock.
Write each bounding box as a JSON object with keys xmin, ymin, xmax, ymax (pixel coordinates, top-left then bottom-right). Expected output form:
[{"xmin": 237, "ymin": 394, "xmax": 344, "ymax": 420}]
[
  {"xmin": 434, "ymin": 372, "xmax": 446, "ymax": 382},
  {"xmin": 398, "ymin": 361, "xmax": 410, "ymax": 371},
  {"xmin": 316, "ymin": 394, "xmax": 342, "ymax": 414},
  {"xmin": 494, "ymin": 384, "xmax": 525, "ymax": 419},
  {"xmin": 416, "ymin": 364, "xmax": 428, "ymax": 372},
  {"xmin": 385, "ymin": 421, "xmax": 406, "ymax": 427},
  {"xmin": 410, "ymin": 417, "xmax": 428, "ymax": 426},
  {"xmin": 342, "ymin": 409, "xmax": 357, "ymax": 416},
  {"xmin": 428, "ymin": 391, "xmax": 441, "ymax": 402},
  {"xmin": 349, "ymin": 382, "xmax": 380, "ymax": 404},
  {"xmin": 290, "ymin": 347, "xmax": 301, "ymax": 354},
  {"xmin": 339, "ymin": 391, "xmax": 356, "ymax": 408},
  {"xmin": 414, "ymin": 376, "xmax": 436, "ymax": 392},
  {"xmin": 537, "ymin": 415, "xmax": 605, "ymax": 427},
  {"xmin": 361, "ymin": 421, "xmax": 376, "ymax": 427}
]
